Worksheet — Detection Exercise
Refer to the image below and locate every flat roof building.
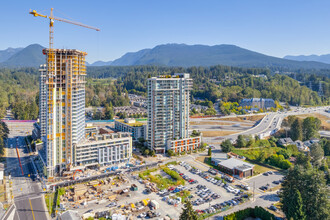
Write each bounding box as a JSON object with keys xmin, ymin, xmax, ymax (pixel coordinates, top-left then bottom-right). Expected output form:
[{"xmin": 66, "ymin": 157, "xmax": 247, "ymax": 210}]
[
  {"xmin": 73, "ymin": 132, "xmax": 132, "ymax": 167},
  {"xmin": 217, "ymin": 158, "xmax": 254, "ymax": 178},
  {"xmin": 114, "ymin": 118, "xmax": 147, "ymax": 141},
  {"xmin": 147, "ymin": 73, "xmax": 195, "ymax": 153},
  {"xmin": 240, "ymin": 98, "xmax": 275, "ymax": 110}
]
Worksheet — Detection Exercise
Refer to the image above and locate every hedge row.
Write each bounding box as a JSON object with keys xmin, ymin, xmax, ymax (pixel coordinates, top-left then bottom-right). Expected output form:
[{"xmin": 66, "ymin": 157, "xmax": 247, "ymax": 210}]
[{"xmin": 224, "ymin": 206, "xmax": 276, "ymax": 220}]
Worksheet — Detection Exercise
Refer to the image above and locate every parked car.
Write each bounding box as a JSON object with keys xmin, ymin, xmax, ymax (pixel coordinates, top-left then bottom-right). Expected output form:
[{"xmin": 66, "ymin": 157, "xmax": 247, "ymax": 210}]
[{"xmin": 269, "ymin": 205, "xmax": 278, "ymax": 211}]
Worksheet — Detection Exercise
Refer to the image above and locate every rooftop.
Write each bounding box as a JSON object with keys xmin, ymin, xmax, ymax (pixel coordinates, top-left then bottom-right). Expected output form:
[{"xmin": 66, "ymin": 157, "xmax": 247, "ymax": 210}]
[
  {"xmin": 116, "ymin": 119, "xmax": 145, "ymax": 127},
  {"xmin": 43, "ymin": 48, "xmax": 87, "ymax": 55},
  {"xmin": 218, "ymin": 158, "xmax": 254, "ymax": 171},
  {"xmin": 149, "ymin": 73, "xmax": 190, "ymax": 80}
]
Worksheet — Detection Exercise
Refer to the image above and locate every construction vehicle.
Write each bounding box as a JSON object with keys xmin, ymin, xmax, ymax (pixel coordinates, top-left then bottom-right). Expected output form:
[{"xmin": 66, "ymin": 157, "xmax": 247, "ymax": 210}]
[{"xmin": 72, "ymin": 169, "xmax": 83, "ymax": 180}]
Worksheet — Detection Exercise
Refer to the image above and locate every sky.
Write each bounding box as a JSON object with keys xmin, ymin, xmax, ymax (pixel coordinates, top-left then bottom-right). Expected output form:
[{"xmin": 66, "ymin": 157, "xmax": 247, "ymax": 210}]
[{"xmin": 1, "ymin": 0, "xmax": 330, "ymax": 63}]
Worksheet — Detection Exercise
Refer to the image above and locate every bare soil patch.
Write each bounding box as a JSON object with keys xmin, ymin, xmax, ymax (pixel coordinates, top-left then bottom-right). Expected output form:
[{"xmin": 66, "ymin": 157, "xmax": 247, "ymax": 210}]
[
  {"xmin": 190, "ymin": 121, "xmax": 252, "ymax": 126},
  {"xmin": 215, "ymin": 115, "xmax": 265, "ymax": 122},
  {"xmin": 201, "ymin": 130, "xmax": 240, "ymax": 137}
]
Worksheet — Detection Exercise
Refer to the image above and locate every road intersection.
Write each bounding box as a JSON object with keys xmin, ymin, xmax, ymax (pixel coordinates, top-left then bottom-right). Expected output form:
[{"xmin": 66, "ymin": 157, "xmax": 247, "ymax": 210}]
[{"xmin": 3, "ymin": 123, "xmax": 50, "ymax": 220}]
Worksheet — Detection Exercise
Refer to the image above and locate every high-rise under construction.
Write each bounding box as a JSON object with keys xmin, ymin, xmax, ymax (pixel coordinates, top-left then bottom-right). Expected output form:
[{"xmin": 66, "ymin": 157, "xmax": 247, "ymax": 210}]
[{"xmin": 43, "ymin": 49, "xmax": 86, "ymax": 177}]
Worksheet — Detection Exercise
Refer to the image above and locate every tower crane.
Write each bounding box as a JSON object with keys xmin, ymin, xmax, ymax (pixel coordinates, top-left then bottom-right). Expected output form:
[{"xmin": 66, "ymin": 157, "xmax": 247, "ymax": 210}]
[
  {"xmin": 29, "ymin": 8, "xmax": 100, "ymax": 77},
  {"xmin": 29, "ymin": 9, "xmax": 99, "ymax": 172},
  {"xmin": 29, "ymin": 8, "xmax": 100, "ymax": 50}
]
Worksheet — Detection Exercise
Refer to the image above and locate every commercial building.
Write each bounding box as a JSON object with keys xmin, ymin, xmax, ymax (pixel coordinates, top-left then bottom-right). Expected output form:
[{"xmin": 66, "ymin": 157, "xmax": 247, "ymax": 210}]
[
  {"xmin": 115, "ymin": 118, "xmax": 147, "ymax": 141},
  {"xmin": 217, "ymin": 158, "xmax": 254, "ymax": 178},
  {"xmin": 240, "ymin": 98, "xmax": 275, "ymax": 110},
  {"xmin": 147, "ymin": 73, "xmax": 200, "ymax": 153}
]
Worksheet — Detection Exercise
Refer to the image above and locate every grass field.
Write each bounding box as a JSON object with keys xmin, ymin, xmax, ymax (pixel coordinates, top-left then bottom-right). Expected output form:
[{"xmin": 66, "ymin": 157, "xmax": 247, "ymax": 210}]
[
  {"xmin": 201, "ymin": 130, "xmax": 240, "ymax": 137},
  {"xmin": 190, "ymin": 121, "xmax": 252, "ymax": 126},
  {"xmin": 215, "ymin": 115, "xmax": 265, "ymax": 122}
]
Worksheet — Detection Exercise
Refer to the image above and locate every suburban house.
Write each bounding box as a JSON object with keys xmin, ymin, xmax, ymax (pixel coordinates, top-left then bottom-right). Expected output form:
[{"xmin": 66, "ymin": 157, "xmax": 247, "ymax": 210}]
[
  {"xmin": 278, "ymin": 138, "xmax": 294, "ymax": 146},
  {"xmin": 294, "ymin": 140, "xmax": 310, "ymax": 152},
  {"xmin": 303, "ymin": 139, "xmax": 320, "ymax": 148}
]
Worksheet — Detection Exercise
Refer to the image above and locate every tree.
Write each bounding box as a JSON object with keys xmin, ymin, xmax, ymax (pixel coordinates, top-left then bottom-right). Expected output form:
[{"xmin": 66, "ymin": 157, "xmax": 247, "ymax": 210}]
[
  {"xmin": 179, "ymin": 200, "xmax": 198, "ymax": 220},
  {"xmin": 290, "ymin": 118, "xmax": 303, "ymax": 141},
  {"xmin": 322, "ymin": 140, "xmax": 330, "ymax": 156},
  {"xmin": 310, "ymin": 143, "xmax": 324, "ymax": 167},
  {"xmin": 280, "ymin": 166, "xmax": 329, "ymax": 220},
  {"xmin": 191, "ymin": 130, "xmax": 201, "ymax": 137},
  {"xmin": 167, "ymin": 149, "xmax": 174, "ymax": 157},
  {"xmin": 236, "ymin": 135, "xmax": 247, "ymax": 148},
  {"xmin": 204, "ymin": 107, "xmax": 217, "ymax": 116},
  {"xmin": 286, "ymin": 189, "xmax": 306, "ymax": 220},
  {"xmin": 143, "ymin": 149, "xmax": 150, "ymax": 156},
  {"xmin": 221, "ymin": 139, "xmax": 233, "ymax": 153},
  {"xmin": 295, "ymin": 153, "xmax": 311, "ymax": 169},
  {"xmin": 208, "ymin": 147, "xmax": 212, "ymax": 156},
  {"xmin": 302, "ymin": 117, "xmax": 321, "ymax": 140}
]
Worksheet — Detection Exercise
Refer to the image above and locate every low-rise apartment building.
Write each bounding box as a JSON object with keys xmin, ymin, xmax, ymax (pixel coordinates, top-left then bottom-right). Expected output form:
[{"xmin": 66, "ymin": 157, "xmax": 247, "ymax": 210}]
[
  {"xmin": 114, "ymin": 118, "xmax": 147, "ymax": 141},
  {"xmin": 73, "ymin": 132, "xmax": 132, "ymax": 167},
  {"xmin": 167, "ymin": 136, "xmax": 201, "ymax": 153}
]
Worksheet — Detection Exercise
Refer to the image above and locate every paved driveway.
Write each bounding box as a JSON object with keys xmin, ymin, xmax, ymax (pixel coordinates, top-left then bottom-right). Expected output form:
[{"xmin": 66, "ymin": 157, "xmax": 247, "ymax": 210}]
[{"xmin": 243, "ymin": 171, "xmax": 284, "ymax": 193}]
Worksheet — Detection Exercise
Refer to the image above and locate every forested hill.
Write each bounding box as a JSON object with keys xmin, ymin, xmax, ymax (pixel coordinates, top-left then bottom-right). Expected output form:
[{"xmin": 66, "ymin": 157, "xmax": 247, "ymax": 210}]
[
  {"xmin": 0, "ymin": 65, "xmax": 328, "ymax": 121},
  {"xmin": 284, "ymin": 54, "xmax": 330, "ymax": 64},
  {"xmin": 112, "ymin": 65, "xmax": 326, "ymax": 106},
  {"xmin": 0, "ymin": 44, "xmax": 45, "ymax": 67},
  {"xmin": 0, "ymin": 68, "xmax": 39, "ymax": 119},
  {"xmin": 108, "ymin": 44, "xmax": 330, "ymax": 69}
]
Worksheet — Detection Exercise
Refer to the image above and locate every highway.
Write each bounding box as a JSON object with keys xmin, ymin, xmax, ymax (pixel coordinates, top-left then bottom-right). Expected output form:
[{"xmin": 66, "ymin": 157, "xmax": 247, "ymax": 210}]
[
  {"xmin": 4, "ymin": 122, "xmax": 50, "ymax": 220},
  {"xmin": 201, "ymin": 106, "xmax": 330, "ymax": 146}
]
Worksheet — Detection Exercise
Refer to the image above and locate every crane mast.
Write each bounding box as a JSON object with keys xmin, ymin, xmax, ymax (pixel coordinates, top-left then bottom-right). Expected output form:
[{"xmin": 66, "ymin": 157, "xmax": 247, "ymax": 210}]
[{"xmin": 29, "ymin": 8, "xmax": 100, "ymax": 175}]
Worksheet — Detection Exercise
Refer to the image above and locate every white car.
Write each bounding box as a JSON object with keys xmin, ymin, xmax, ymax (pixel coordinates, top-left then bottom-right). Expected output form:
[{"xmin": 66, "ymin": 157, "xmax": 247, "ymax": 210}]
[{"xmin": 139, "ymin": 213, "xmax": 146, "ymax": 218}]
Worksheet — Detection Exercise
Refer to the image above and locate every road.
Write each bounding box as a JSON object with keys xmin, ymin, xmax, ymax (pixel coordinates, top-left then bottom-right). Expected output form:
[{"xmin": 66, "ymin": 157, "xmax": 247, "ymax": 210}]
[
  {"xmin": 201, "ymin": 106, "xmax": 330, "ymax": 146},
  {"xmin": 4, "ymin": 122, "xmax": 50, "ymax": 220}
]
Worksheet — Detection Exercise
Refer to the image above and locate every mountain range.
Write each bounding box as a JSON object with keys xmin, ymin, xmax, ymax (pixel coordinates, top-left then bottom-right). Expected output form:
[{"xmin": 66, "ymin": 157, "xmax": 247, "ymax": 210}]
[
  {"xmin": 0, "ymin": 47, "xmax": 23, "ymax": 62},
  {"xmin": 0, "ymin": 44, "xmax": 45, "ymax": 67},
  {"xmin": 284, "ymin": 54, "xmax": 330, "ymax": 64},
  {"xmin": 2, "ymin": 43, "xmax": 330, "ymax": 70}
]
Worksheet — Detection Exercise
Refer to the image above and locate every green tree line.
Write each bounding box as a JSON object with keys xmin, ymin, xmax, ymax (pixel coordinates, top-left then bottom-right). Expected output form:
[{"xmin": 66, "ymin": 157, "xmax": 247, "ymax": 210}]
[
  {"xmin": 0, "ymin": 68, "xmax": 39, "ymax": 119},
  {"xmin": 88, "ymin": 65, "xmax": 324, "ymax": 106}
]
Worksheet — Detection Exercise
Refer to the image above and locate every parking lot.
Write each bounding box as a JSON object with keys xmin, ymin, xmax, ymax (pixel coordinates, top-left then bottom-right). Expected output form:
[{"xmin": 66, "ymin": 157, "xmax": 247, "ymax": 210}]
[
  {"xmin": 55, "ymin": 159, "xmax": 283, "ymax": 219},
  {"xmin": 244, "ymin": 171, "xmax": 284, "ymax": 193},
  {"xmin": 171, "ymin": 162, "xmax": 252, "ymax": 213}
]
